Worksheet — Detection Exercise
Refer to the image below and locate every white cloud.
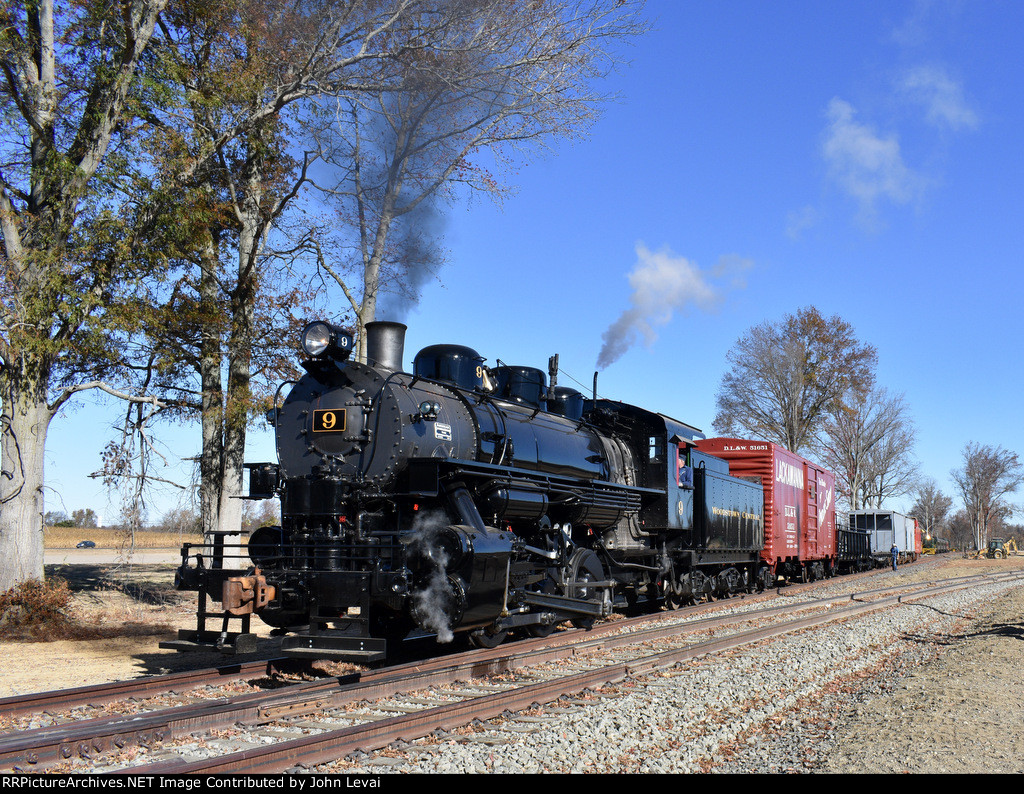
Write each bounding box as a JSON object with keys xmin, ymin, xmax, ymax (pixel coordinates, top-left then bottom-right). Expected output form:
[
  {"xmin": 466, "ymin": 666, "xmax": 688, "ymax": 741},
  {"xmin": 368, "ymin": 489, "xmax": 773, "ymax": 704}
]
[
  {"xmin": 889, "ymin": 0, "xmax": 934, "ymax": 49},
  {"xmin": 786, "ymin": 205, "xmax": 819, "ymax": 239},
  {"xmin": 711, "ymin": 253, "xmax": 754, "ymax": 290},
  {"xmin": 899, "ymin": 64, "xmax": 979, "ymax": 131},
  {"xmin": 822, "ymin": 98, "xmax": 923, "ymax": 223}
]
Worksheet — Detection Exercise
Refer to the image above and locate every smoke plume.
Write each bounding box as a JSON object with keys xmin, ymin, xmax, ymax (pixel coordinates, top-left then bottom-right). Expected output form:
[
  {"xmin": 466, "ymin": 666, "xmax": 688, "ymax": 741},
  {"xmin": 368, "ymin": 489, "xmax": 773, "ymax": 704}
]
[
  {"xmin": 596, "ymin": 244, "xmax": 751, "ymax": 370},
  {"xmin": 375, "ymin": 198, "xmax": 447, "ymax": 322}
]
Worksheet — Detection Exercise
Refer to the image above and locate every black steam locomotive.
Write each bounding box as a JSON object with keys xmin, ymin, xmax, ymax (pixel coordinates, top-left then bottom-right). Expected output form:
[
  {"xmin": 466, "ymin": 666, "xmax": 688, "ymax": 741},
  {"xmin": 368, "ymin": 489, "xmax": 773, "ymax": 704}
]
[{"xmin": 168, "ymin": 321, "xmax": 768, "ymax": 662}]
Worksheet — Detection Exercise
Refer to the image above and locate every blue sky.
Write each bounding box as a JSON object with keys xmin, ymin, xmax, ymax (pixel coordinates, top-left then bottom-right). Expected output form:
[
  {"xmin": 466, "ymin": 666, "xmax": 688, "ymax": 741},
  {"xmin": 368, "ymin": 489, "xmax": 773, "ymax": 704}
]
[{"xmin": 46, "ymin": 0, "xmax": 1024, "ymax": 524}]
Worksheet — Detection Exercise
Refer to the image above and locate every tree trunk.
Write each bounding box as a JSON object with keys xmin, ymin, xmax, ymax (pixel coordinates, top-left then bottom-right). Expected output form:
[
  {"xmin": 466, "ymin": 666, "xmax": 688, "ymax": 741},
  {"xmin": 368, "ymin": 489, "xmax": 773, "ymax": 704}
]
[
  {"xmin": 218, "ymin": 215, "xmax": 262, "ymax": 537},
  {"xmin": 198, "ymin": 237, "xmax": 226, "ymax": 540},
  {"xmin": 0, "ymin": 360, "xmax": 53, "ymax": 589},
  {"xmin": 217, "ymin": 389, "xmax": 245, "ymax": 536},
  {"xmin": 354, "ymin": 197, "xmax": 397, "ymax": 363}
]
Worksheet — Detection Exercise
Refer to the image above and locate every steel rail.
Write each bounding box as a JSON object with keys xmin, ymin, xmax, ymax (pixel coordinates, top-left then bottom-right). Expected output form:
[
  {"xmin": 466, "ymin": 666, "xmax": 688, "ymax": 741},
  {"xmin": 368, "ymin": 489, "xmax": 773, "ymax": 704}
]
[
  {"xmin": 0, "ymin": 557, "xmax": 944, "ymax": 721},
  {"xmin": 0, "ymin": 657, "xmax": 302, "ymax": 721}
]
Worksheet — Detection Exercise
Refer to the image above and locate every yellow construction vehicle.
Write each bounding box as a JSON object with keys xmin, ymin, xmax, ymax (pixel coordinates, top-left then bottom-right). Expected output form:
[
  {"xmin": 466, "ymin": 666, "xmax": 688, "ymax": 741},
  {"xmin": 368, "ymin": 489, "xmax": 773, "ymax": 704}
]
[{"xmin": 986, "ymin": 538, "xmax": 1018, "ymax": 558}]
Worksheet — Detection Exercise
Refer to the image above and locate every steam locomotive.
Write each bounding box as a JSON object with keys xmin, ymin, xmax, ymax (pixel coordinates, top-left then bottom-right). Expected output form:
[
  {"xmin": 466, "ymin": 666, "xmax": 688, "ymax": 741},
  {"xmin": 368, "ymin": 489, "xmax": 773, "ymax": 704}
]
[{"xmin": 168, "ymin": 321, "xmax": 826, "ymax": 662}]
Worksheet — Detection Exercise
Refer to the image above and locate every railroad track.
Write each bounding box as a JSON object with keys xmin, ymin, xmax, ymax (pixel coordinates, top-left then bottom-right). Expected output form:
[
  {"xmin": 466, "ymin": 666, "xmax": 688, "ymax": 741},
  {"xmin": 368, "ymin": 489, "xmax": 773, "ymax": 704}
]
[
  {"xmin": 0, "ymin": 657, "xmax": 315, "ymax": 722},
  {"xmin": 0, "ymin": 560, "xmax": 906, "ymax": 725},
  {"xmin": 4, "ymin": 567, "xmax": 1018, "ymax": 774}
]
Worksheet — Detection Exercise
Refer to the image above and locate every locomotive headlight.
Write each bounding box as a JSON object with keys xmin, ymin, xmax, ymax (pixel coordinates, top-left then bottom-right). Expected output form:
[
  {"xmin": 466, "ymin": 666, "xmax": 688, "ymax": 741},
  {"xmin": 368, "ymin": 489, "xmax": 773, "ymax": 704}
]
[
  {"xmin": 300, "ymin": 321, "xmax": 353, "ymax": 360},
  {"xmin": 418, "ymin": 400, "xmax": 442, "ymax": 420},
  {"xmin": 302, "ymin": 322, "xmax": 331, "ymax": 356}
]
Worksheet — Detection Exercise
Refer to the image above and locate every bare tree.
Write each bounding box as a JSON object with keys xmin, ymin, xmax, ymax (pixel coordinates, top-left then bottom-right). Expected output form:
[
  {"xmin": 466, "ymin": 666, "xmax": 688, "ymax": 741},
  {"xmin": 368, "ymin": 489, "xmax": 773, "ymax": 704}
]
[
  {"xmin": 0, "ymin": 0, "xmax": 462, "ymax": 587},
  {"xmin": 815, "ymin": 386, "xmax": 917, "ymax": 511},
  {"xmin": 156, "ymin": 506, "xmax": 202, "ymax": 536},
  {"xmin": 857, "ymin": 409, "xmax": 919, "ymax": 509},
  {"xmin": 242, "ymin": 498, "xmax": 281, "ymax": 531},
  {"xmin": 307, "ymin": 0, "xmax": 649, "ymax": 360},
  {"xmin": 713, "ymin": 306, "xmax": 878, "ymax": 453},
  {"xmin": 910, "ymin": 478, "xmax": 953, "ymax": 543},
  {"xmin": 71, "ymin": 509, "xmax": 99, "ymax": 529},
  {"xmin": 951, "ymin": 443, "xmax": 1024, "ymax": 553},
  {"xmin": 947, "ymin": 509, "xmax": 973, "ymax": 552}
]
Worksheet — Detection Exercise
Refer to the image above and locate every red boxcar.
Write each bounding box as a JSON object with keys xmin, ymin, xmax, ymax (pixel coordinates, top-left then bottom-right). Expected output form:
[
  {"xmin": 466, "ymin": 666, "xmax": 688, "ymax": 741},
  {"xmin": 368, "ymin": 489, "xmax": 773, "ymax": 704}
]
[{"xmin": 695, "ymin": 438, "xmax": 838, "ymax": 582}]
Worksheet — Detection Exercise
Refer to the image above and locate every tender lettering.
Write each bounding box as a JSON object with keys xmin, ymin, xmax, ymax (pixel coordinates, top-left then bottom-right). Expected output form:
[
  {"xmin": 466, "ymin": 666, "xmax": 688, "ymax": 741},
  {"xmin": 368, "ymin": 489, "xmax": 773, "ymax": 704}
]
[{"xmin": 711, "ymin": 506, "xmax": 762, "ymax": 522}]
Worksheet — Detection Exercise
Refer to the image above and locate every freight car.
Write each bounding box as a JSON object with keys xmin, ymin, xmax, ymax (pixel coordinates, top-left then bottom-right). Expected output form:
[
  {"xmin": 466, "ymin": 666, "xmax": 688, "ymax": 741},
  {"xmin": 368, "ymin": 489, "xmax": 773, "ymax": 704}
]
[
  {"xmin": 836, "ymin": 520, "xmax": 874, "ymax": 572},
  {"xmin": 693, "ymin": 439, "xmax": 838, "ymax": 582},
  {"xmin": 922, "ymin": 537, "xmax": 950, "ymax": 555},
  {"xmin": 167, "ymin": 321, "xmax": 769, "ymax": 662},
  {"xmin": 847, "ymin": 510, "xmax": 923, "ymax": 566}
]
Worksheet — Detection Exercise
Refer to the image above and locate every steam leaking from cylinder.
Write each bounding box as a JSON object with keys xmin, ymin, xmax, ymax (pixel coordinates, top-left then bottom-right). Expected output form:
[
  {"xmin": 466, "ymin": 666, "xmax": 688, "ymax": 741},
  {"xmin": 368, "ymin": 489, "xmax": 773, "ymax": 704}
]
[{"xmin": 406, "ymin": 511, "xmax": 458, "ymax": 643}]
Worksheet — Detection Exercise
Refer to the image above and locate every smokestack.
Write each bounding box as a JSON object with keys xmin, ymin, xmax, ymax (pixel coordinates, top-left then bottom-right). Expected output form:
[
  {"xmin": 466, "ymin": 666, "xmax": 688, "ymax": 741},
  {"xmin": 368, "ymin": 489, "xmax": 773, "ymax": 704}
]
[{"xmin": 365, "ymin": 321, "xmax": 407, "ymax": 372}]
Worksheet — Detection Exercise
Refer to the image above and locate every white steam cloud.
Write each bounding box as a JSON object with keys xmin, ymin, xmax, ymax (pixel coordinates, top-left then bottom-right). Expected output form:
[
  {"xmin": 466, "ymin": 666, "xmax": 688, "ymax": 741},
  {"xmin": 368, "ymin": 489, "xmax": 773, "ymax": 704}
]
[
  {"xmin": 406, "ymin": 511, "xmax": 456, "ymax": 644},
  {"xmin": 898, "ymin": 65, "xmax": 979, "ymax": 131},
  {"xmin": 596, "ymin": 244, "xmax": 751, "ymax": 370}
]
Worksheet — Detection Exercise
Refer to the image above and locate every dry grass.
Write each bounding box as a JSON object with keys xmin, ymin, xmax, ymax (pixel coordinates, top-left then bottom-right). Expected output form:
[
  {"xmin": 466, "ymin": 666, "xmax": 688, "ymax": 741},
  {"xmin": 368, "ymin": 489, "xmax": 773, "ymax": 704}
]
[
  {"xmin": 0, "ymin": 576, "xmax": 178, "ymax": 641},
  {"xmin": 1, "ymin": 532, "xmax": 203, "ymax": 645},
  {"xmin": 45, "ymin": 526, "xmax": 202, "ymax": 549},
  {"xmin": 63, "ymin": 588, "xmax": 180, "ymax": 641}
]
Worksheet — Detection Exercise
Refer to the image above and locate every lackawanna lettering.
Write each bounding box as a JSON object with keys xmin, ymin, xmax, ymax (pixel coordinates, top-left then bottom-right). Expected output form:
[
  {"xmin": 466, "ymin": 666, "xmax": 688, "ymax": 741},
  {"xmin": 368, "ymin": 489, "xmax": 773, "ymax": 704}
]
[
  {"xmin": 711, "ymin": 506, "xmax": 762, "ymax": 522},
  {"xmin": 776, "ymin": 461, "xmax": 804, "ymax": 489}
]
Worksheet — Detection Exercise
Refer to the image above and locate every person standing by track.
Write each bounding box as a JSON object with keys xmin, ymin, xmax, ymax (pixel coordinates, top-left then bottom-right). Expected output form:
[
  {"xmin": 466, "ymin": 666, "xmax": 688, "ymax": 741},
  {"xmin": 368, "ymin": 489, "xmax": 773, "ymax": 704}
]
[{"xmin": 891, "ymin": 543, "xmax": 899, "ymax": 572}]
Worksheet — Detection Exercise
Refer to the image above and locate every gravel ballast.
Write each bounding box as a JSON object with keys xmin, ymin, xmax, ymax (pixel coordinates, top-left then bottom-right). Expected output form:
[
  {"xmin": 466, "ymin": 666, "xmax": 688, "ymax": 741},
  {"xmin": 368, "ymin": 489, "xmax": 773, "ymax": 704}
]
[
  {"xmin": 328, "ymin": 563, "xmax": 1024, "ymax": 775},
  {"xmin": 5, "ymin": 556, "xmax": 1022, "ymax": 775}
]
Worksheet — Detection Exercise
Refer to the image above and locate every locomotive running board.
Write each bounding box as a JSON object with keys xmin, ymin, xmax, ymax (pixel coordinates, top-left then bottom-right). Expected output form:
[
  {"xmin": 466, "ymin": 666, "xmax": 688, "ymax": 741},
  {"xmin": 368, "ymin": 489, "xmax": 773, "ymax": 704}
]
[{"xmin": 405, "ymin": 457, "xmax": 662, "ymax": 505}]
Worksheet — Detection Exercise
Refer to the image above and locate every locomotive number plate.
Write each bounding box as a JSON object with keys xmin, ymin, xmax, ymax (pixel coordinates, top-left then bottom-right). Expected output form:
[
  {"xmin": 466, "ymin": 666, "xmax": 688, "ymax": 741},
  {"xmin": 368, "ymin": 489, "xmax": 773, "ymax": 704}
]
[{"xmin": 312, "ymin": 409, "xmax": 347, "ymax": 433}]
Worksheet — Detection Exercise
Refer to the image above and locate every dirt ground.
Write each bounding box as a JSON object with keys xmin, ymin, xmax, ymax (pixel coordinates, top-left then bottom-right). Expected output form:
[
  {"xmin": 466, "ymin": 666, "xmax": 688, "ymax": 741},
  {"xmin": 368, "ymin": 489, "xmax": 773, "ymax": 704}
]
[
  {"xmin": 821, "ymin": 564, "xmax": 1024, "ymax": 774},
  {"xmin": 0, "ymin": 558, "xmax": 282, "ymax": 699},
  {"xmin": 2, "ymin": 555, "xmax": 1023, "ymax": 775}
]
